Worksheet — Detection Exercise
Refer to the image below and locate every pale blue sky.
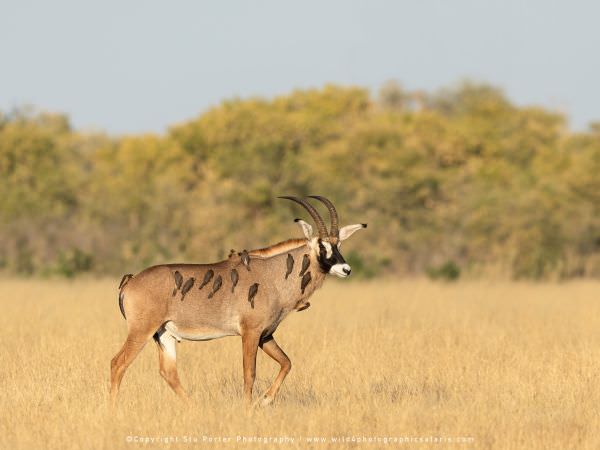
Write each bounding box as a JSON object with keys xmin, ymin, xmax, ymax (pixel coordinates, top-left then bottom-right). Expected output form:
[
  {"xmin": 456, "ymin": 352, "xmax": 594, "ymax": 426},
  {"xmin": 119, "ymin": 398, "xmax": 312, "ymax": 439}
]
[{"xmin": 1, "ymin": 0, "xmax": 598, "ymax": 133}]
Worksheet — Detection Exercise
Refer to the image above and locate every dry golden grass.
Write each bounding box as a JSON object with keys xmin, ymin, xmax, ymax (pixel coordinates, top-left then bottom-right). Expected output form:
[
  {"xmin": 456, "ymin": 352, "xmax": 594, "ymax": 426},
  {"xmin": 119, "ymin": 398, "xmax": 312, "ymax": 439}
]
[{"xmin": 0, "ymin": 278, "xmax": 599, "ymax": 449}]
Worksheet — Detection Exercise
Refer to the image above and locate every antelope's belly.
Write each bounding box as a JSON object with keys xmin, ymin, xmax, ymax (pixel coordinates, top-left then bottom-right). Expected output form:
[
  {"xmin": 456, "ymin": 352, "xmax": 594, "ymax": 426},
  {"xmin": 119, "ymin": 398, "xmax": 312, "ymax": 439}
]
[{"xmin": 164, "ymin": 321, "xmax": 237, "ymax": 342}]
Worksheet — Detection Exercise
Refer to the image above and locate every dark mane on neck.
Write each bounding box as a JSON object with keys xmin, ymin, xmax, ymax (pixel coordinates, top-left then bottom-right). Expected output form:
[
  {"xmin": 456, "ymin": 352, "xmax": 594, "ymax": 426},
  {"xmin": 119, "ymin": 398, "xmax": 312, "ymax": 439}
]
[{"xmin": 248, "ymin": 238, "xmax": 307, "ymax": 259}]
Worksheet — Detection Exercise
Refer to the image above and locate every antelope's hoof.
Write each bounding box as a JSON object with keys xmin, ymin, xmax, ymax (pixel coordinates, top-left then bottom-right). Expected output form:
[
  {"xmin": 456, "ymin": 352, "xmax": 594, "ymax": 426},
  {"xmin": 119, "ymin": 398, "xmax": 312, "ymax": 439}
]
[
  {"xmin": 261, "ymin": 395, "xmax": 274, "ymax": 406},
  {"xmin": 253, "ymin": 394, "xmax": 274, "ymax": 408}
]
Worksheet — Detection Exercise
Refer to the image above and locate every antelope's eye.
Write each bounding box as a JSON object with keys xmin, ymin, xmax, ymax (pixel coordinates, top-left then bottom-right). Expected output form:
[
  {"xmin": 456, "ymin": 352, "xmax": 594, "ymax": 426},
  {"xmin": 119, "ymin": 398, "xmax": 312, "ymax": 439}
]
[{"xmin": 320, "ymin": 241, "xmax": 333, "ymax": 259}]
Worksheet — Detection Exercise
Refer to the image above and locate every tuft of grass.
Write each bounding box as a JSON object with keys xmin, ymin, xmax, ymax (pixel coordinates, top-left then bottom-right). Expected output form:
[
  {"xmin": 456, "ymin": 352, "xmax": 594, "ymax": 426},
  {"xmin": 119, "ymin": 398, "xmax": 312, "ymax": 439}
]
[{"xmin": 0, "ymin": 278, "xmax": 599, "ymax": 449}]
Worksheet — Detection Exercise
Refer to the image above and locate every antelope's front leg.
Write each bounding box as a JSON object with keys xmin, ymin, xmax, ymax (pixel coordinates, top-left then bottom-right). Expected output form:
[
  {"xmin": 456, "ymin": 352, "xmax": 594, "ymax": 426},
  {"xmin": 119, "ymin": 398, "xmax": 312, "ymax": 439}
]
[
  {"xmin": 257, "ymin": 335, "xmax": 291, "ymax": 406},
  {"xmin": 241, "ymin": 332, "xmax": 260, "ymax": 404}
]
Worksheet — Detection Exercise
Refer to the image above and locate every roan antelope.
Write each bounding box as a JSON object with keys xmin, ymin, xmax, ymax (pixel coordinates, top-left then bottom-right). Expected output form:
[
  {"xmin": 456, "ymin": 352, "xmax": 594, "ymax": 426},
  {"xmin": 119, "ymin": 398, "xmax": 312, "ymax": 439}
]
[{"xmin": 110, "ymin": 196, "xmax": 366, "ymax": 407}]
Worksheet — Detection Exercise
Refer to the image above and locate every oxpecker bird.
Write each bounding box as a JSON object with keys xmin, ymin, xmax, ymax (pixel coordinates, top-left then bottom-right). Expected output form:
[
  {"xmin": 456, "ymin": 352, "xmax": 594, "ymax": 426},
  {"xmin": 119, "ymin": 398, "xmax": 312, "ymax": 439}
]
[
  {"xmin": 172, "ymin": 271, "xmax": 183, "ymax": 296},
  {"xmin": 180, "ymin": 277, "xmax": 195, "ymax": 301},
  {"xmin": 198, "ymin": 269, "xmax": 214, "ymax": 290}
]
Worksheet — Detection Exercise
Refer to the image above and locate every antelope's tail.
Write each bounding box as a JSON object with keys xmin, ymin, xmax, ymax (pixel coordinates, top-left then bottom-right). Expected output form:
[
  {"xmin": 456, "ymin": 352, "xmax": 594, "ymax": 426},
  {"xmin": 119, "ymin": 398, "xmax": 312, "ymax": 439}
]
[{"xmin": 117, "ymin": 274, "xmax": 134, "ymax": 319}]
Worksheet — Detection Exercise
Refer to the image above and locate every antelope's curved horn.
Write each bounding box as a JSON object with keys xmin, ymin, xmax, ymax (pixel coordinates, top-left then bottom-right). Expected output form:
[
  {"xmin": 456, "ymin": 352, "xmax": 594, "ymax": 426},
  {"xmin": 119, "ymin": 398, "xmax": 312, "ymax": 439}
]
[
  {"xmin": 278, "ymin": 196, "xmax": 328, "ymax": 238},
  {"xmin": 308, "ymin": 195, "xmax": 339, "ymax": 238}
]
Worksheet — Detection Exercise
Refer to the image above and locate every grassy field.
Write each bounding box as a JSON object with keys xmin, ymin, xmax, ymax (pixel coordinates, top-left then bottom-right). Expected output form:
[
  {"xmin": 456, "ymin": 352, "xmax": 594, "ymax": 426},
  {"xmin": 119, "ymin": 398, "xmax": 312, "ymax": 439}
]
[{"xmin": 0, "ymin": 278, "xmax": 599, "ymax": 449}]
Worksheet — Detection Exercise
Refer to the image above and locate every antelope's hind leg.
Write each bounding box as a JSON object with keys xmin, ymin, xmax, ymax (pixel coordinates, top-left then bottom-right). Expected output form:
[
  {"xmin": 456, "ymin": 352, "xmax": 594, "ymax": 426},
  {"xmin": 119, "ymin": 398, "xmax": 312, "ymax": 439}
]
[
  {"xmin": 256, "ymin": 335, "xmax": 292, "ymax": 407},
  {"xmin": 110, "ymin": 330, "xmax": 154, "ymax": 408},
  {"xmin": 154, "ymin": 329, "xmax": 190, "ymax": 402}
]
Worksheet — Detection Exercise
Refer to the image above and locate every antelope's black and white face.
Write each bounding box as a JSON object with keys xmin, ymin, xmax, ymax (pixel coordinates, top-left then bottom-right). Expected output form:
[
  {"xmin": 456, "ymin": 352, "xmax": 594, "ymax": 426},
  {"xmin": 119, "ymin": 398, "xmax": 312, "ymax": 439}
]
[
  {"xmin": 295, "ymin": 219, "xmax": 367, "ymax": 278},
  {"xmin": 316, "ymin": 239, "xmax": 351, "ymax": 277}
]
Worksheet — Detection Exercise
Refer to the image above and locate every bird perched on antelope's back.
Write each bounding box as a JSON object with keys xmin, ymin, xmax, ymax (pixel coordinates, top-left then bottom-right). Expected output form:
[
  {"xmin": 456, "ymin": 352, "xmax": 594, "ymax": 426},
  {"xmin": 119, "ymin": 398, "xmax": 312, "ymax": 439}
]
[
  {"xmin": 299, "ymin": 254, "xmax": 310, "ymax": 277},
  {"xmin": 248, "ymin": 283, "xmax": 259, "ymax": 308},
  {"xmin": 172, "ymin": 271, "xmax": 183, "ymax": 296},
  {"xmin": 180, "ymin": 277, "xmax": 195, "ymax": 301},
  {"xmin": 208, "ymin": 275, "xmax": 222, "ymax": 299},
  {"xmin": 199, "ymin": 269, "xmax": 214, "ymax": 290},
  {"xmin": 285, "ymin": 254, "xmax": 294, "ymax": 279},
  {"xmin": 240, "ymin": 249, "xmax": 251, "ymax": 271},
  {"xmin": 230, "ymin": 269, "xmax": 239, "ymax": 293}
]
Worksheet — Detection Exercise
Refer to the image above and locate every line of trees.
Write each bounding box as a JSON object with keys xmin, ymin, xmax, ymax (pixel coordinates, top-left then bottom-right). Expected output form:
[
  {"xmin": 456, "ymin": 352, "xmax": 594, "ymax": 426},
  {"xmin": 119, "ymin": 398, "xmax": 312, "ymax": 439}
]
[{"xmin": 1, "ymin": 81, "xmax": 599, "ymax": 279}]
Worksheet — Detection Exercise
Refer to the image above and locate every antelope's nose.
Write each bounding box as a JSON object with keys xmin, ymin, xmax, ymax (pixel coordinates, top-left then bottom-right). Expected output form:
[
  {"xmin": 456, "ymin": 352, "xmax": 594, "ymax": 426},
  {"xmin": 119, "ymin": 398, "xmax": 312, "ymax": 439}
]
[{"xmin": 343, "ymin": 267, "xmax": 351, "ymax": 276}]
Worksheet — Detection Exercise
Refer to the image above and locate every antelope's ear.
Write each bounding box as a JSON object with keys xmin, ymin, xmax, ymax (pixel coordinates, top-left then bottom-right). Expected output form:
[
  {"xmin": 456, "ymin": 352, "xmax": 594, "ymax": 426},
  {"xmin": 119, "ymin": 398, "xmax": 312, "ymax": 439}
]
[
  {"xmin": 339, "ymin": 223, "xmax": 367, "ymax": 241},
  {"xmin": 294, "ymin": 218, "xmax": 313, "ymax": 239}
]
